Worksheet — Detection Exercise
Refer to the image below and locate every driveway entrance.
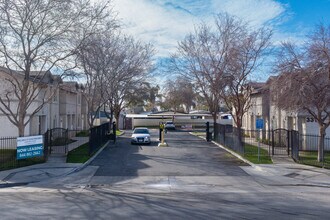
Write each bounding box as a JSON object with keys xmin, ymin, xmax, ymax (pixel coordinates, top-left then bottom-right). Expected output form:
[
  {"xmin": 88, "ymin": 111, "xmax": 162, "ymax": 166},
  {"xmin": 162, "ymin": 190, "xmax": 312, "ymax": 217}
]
[{"xmin": 90, "ymin": 130, "xmax": 248, "ymax": 187}]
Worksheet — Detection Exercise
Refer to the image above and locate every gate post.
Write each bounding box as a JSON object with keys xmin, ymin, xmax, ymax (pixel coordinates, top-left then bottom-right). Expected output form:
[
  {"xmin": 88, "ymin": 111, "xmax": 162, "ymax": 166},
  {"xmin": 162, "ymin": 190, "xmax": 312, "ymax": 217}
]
[
  {"xmin": 206, "ymin": 122, "xmax": 210, "ymax": 142},
  {"xmin": 159, "ymin": 122, "xmax": 163, "ymax": 141},
  {"xmin": 49, "ymin": 129, "xmax": 53, "ymax": 155},
  {"xmin": 44, "ymin": 130, "xmax": 49, "ymax": 161},
  {"xmin": 287, "ymin": 130, "xmax": 290, "ymax": 156},
  {"xmin": 65, "ymin": 129, "xmax": 69, "ymax": 154},
  {"xmin": 271, "ymin": 129, "xmax": 274, "ymax": 156},
  {"xmin": 113, "ymin": 122, "xmax": 117, "ymax": 143},
  {"xmin": 291, "ymin": 130, "xmax": 299, "ymax": 161}
]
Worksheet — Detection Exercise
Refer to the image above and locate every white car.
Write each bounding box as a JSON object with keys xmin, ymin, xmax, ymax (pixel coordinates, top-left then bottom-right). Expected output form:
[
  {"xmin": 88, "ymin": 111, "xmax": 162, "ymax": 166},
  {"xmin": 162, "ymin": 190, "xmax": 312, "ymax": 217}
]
[
  {"xmin": 165, "ymin": 121, "xmax": 176, "ymax": 130},
  {"xmin": 131, "ymin": 127, "xmax": 151, "ymax": 144}
]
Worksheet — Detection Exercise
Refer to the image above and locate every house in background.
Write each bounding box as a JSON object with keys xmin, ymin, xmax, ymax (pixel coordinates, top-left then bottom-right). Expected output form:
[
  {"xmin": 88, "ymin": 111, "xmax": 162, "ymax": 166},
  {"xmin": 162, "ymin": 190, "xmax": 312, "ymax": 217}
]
[
  {"xmin": 59, "ymin": 82, "xmax": 87, "ymax": 130},
  {"xmin": 0, "ymin": 68, "xmax": 63, "ymax": 136},
  {"xmin": 242, "ymin": 78, "xmax": 330, "ymax": 139},
  {"xmin": 0, "ymin": 66, "xmax": 88, "ymax": 137},
  {"xmin": 28, "ymin": 72, "xmax": 62, "ymax": 135},
  {"xmin": 243, "ymin": 82, "xmax": 268, "ymax": 130}
]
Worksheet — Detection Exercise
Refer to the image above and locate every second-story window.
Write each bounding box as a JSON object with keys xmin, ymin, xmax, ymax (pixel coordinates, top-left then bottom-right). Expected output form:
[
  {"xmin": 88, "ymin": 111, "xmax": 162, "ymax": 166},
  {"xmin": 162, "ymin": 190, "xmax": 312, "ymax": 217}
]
[{"xmin": 53, "ymin": 93, "xmax": 58, "ymax": 102}]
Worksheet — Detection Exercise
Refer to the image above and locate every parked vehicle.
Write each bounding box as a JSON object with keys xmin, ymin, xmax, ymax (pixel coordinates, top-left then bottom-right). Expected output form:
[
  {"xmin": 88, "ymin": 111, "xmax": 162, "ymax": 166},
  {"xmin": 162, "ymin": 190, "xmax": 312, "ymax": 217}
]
[
  {"xmin": 131, "ymin": 127, "xmax": 151, "ymax": 144},
  {"xmin": 165, "ymin": 121, "xmax": 176, "ymax": 130}
]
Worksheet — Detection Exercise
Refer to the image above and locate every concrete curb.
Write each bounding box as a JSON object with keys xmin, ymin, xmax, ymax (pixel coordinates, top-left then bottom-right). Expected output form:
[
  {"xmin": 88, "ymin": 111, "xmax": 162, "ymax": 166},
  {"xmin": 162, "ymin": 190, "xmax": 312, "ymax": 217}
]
[
  {"xmin": 211, "ymin": 141, "xmax": 263, "ymax": 172},
  {"xmin": 66, "ymin": 140, "xmax": 111, "ymax": 175},
  {"xmin": 0, "ymin": 140, "xmax": 112, "ymax": 186},
  {"xmin": 189, "ymin": 132, "xmax": 263, "ymax": 172}
]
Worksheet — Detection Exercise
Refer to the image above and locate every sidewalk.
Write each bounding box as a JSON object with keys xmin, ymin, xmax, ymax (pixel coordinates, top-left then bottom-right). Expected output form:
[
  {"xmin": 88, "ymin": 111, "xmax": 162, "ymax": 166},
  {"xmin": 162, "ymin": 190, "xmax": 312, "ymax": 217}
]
[
  {"xmin": 210, "ymin": 137, "xmax": 330, "ymax": 188},
  {"xmin": 1, "ymin": 133, "xmax": 330, "ymax": 189},
  {"xmin": 244, "ymin": 156, "xmax": 330, "ymax": 187},
  {"xmin": 0, "ymin": 160, "xmax": 81, "ymax": 187},
  {"xmin": 0, "ymin": 137, "xmax": 91, "ymax": 187}
]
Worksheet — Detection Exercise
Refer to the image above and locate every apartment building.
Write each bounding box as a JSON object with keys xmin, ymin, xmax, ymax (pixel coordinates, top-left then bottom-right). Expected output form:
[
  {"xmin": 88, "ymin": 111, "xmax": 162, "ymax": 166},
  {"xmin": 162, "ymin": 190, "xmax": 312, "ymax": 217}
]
[
  {"xmin": 0, "ymin": 67, "xmax": 87, "ymax": 137},
  {"xmin": 242, "ymin": 78, "xmax": 330, "ymax": 138},
  {"xmin": 59, "ymin": 82, "xmax": 87, "ymax": 130}
]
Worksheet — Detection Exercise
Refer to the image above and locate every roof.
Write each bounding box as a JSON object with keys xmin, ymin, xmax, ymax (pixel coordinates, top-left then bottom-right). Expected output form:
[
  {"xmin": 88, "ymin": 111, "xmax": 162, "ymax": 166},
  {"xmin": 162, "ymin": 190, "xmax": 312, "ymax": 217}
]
[
  {"xmin": 60, "ymin": 81, "xmax": 84, "ymax": 93},
  {"xmin": 126, "ymin": 111, "xmax": 212, "ymax": 118},
  {"xmin": 150, "ymin": 111, "xmax": 187, "ymax": 115},
  {"xmin": 249, "ymin": 81, "xmax": 267, "ymax": 95},
  {"xmin": 0, "ymin": 66, "xmax": 62, "ymax": 85}
]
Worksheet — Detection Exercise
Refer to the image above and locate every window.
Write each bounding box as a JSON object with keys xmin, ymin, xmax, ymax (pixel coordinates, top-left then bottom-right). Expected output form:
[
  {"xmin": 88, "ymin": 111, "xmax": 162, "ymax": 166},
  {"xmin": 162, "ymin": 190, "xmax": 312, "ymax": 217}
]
[
  {"xmin": 77, "ymin": 94, "xmax": 81, "ymax": 104},
  {"xmin": 53, "ymin": 93, "xmax": 58, "ymax": 102}
]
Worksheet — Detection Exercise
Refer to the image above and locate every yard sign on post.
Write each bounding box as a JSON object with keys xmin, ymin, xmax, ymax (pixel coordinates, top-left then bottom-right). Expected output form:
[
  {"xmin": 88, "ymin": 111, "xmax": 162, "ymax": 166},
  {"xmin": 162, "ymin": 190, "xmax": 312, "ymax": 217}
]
[
  {"xmin": 256, "ymin": 119, "xmax": 264, "ymax": 162},
  {"xmin": 256, "ymin": 118, "xmax": 264, "ymax": 130},
  {"xmin": 17, "ymin": 135, "xmax": 44, "ymax": 160}
]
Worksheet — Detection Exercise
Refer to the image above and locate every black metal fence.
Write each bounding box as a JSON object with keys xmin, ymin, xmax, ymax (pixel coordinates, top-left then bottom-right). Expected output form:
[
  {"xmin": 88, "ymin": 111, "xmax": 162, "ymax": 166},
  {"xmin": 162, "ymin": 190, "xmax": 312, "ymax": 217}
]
[
  {"xmin": 214, "ymin": 124, "xmax": 272, "ymax": 162},
  {"xmin": 294, "ymin": 134, "xmax": 330, "ymax": 168},
  {"xmin": 214, "ymin": 123, "xmax": 330, "ymax": 167},
  {"xmin": 214, "ymin": 124, "xmax": 244, "ymax": 153},
  {"xmin": 0, "ymin": 136, "xmax": 46, "ymax": 171},
  {"xmin": 0, "ymin": 123, "xmax": 116, "ymax": 171},
  {"xmin": 89, "ymin": 122, "xmax": 115, "ymax": 155},
  {"xmin": 44, "ymin": 128, "xmax": 69, "ymax": 155}
]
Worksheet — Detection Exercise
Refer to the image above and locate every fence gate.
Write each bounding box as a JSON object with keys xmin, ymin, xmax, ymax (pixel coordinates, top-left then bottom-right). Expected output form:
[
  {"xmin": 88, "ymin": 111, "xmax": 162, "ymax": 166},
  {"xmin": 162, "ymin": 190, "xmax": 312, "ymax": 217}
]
[
  {"xmin": 272, "ymin": 129, "xmax": 300, "ymax": 156},
  {"xmin": 272, "ymin": 129, "xmax": 290, "ymax": 155},
  {"xmin": 45, "ymin": 128, "xmax": 69, "ymax": 155}
]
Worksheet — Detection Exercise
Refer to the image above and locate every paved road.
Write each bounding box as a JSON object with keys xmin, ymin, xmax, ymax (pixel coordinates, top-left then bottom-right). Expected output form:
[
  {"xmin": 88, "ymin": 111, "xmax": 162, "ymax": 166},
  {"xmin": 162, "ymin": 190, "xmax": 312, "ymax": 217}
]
[
  {"xmin": 1, "ymin": 130, "xmax": 330, "ymax": 219},
  {"xmin": 90, "ymin": 130, "xmax": 248, "ymax": 177}
]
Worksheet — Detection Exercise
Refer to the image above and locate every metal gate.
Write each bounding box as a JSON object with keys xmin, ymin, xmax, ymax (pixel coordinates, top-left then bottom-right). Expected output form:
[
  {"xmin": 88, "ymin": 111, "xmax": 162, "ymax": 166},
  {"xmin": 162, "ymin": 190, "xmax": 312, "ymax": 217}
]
[
  {"xmin": 44, "ymin": 128, "xmax": 69, "ymax": 155},
  {"xmin": 271, "ymin": 129, "xmax": 299, "ymax": 156}
]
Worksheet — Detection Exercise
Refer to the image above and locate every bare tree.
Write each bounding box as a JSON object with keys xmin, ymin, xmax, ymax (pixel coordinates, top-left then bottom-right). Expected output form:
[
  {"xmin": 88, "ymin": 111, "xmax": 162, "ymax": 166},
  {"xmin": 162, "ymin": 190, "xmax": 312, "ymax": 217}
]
[
  {"xmin": 170, "ymin": 13, "xmax": 271, "ymax": 129},
  {"xmin": 0, "ymin": 0, "xmax": 111, "ymax": 136},
  {"xmin": 77, "ymin": 30, "xmax": 120, "ymax": 128},
  {"xmin": 272, "ymin": 24, "xmax": 330, "ymax": 162},
  {"xmin": 170, "ymin": 22, "xmax": 222, "ymax": 123},
  {"xmin": 219, "ymin": 16, "xmax": 272, "ymax": 143},
  {"xmin": 106, "ymin": 36, "xmax": 154, "ymax": 127}
]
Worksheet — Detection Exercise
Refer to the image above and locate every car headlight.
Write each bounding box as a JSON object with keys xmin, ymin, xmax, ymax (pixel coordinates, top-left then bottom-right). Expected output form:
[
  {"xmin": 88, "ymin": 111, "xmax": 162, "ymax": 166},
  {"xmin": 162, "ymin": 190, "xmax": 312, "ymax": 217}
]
[{"xmin": 145, "ymin": 136, "xmax": 150, "ymax": 140}]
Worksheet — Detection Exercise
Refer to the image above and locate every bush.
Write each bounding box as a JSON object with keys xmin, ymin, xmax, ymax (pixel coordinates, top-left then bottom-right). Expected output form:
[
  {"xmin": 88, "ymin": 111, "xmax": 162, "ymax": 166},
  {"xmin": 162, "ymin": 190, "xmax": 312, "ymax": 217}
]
[{"xmin": 261, "ymin": 138, "xmax": 271, "ymax": 145}]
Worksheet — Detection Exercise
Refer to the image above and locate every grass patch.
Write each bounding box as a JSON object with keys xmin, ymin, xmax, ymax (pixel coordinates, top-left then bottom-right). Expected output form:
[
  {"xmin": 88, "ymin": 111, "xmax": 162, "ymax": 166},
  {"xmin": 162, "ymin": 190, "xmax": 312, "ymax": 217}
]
[
  {"xmin": 66, "ymin": 143, "xmax": 91, "ymax": 163},
  {"xmin": 299, "ymin": 151, "xmax": 330, "ymax": 168},
  {"xmin": 242, "ymin": 144, "xmax": 273, "ymax": 164},
  {"xmin": 0, "ymin": 149, "xmax": 45, "ymax": 171}
]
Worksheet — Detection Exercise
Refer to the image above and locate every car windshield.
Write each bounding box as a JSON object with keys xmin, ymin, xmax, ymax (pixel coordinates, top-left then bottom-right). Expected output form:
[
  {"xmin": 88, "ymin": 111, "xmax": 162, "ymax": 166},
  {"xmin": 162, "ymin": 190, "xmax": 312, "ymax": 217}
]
[
  {"xmin": 134, "ymin": 129, "xmax": 149, "ymax": 134},
  {"xmin": 166, "ymin": 122, "xmax": 173, "ymax": 124}
]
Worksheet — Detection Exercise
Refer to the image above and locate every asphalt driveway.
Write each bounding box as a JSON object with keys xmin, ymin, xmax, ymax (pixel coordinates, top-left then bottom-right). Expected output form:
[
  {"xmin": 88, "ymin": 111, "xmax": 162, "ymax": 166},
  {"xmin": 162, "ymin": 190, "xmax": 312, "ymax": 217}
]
[{"xmin": 90, "ymin": 129, "xmax": 248, "ymax": 177}]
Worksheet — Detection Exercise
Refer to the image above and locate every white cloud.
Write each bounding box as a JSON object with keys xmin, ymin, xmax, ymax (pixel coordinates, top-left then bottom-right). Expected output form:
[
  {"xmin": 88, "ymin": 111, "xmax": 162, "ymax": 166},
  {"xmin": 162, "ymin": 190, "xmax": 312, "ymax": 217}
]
[
  {"xmin": 112, "ymin": 0, "xmax": 287, "ymax": 58},
  {"xmin": 211, "ymin": 0, "xmax": 285, "ymax": 27}
]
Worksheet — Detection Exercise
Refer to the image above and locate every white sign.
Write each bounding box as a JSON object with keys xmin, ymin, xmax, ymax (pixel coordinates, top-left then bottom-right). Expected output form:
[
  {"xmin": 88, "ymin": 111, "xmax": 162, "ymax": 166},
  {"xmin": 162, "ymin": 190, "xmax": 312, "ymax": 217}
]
[{"xmin": 17, "ymin": 135, "xmax": 43, "ymax": 160}]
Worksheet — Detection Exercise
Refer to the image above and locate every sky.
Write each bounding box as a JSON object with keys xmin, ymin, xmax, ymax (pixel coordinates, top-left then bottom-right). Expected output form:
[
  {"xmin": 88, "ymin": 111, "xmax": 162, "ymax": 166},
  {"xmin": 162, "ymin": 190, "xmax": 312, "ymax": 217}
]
[{"xmin": 111, "ymin": 0, "xmax": 330, "ymax": 81}]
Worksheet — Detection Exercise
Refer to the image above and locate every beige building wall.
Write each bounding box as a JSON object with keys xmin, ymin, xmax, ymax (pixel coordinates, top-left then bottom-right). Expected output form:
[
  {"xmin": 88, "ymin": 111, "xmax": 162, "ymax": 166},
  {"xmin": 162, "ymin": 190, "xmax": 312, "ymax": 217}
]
[
  {"xmin": 0, "ymin": 67, "xmax": 87, "ymax": 137},
  {"xmin": 59, "ymin": 82, "xmax": 84, "ymax": 130}
]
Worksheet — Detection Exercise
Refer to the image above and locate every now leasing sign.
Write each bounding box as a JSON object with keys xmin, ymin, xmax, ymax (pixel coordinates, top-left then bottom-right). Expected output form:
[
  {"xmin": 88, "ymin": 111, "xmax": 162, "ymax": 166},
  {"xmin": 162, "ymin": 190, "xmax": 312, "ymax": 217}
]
[{"xmin": 17, "ymin": 135, "xmax": 44, "ymax": 160}]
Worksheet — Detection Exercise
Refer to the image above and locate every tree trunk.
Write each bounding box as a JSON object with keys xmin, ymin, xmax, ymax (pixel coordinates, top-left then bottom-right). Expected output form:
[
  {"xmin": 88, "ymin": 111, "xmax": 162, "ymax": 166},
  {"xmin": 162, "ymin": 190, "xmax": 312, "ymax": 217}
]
[
  {"xmin": 115, "ymin": 112, "xmax": 120, "ymax": 131},
  {"xmin": 18, "ymin": 121, "xmax": 25, "ymax": 137},
  {"xmin": 236, "ymin": 117, "xmax": 243, "ymax": 151},
  {"xmin": 318, "ymin": 125, "xmax": 326, "ymax": 162},
  {"xmin": 212, "ymin": 112, "xmax": 217, "ymax": 125}
]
